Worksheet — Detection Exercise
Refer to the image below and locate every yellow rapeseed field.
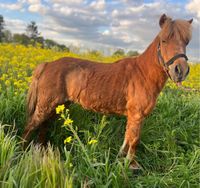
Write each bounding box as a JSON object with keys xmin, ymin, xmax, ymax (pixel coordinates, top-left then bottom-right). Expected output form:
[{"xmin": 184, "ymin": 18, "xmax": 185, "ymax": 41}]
[{"xmin": 0, "ymin": 43, "xmax": 199, "ymax": 94}]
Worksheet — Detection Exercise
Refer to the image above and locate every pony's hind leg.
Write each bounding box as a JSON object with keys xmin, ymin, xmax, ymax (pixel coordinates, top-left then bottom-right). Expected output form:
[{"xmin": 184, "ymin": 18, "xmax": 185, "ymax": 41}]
[
  {"xmin": 23, "ymin": 99, "xmax": 68, "ymax": 147},
  {"xmin": 37, "ymin": 101, "xmax": 72, "ymax": 145},
  {"xmin": 37, "ymin": 121, "xmax": 49, "ymax": 145},
  {"xmin": 22, "ymin": 105, "xmax": 53, "ymax": 145}
]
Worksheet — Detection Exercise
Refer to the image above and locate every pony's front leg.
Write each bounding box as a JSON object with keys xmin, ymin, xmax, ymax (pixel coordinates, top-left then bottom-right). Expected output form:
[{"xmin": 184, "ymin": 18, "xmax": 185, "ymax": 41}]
[{"xmin": 120, "ymin": 112, "xmax": 143, "ymax": 169}]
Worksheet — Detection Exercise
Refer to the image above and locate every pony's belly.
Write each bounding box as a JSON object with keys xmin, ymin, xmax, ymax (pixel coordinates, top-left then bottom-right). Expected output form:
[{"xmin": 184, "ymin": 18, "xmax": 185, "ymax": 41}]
[
  {"xmin": 80, "ymin": 102, "xmax": 126, "ymax": 115},
  {"xmin": 68, "ymin": 83, "xmax": 127, "ymax": 115},
  {"xmin": 71, "ymin": 90, "xmax": 125, "ymax": 115}
]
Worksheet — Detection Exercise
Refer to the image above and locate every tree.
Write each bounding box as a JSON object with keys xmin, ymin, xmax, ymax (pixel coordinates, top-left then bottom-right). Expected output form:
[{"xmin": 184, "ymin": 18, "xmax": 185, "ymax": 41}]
[
  {"xmin": 44, "ymin": 39, "xmax": 58, "ymax": 49},
  {"xmin": 13, "ymin": 33, "xmax": 30, "ymax": 46},
  {"xmin": 44, "ymin": 39, "xmax": 69, "ymax": 51},
  {"xmin": 127, "ymin": 50, "xmax": 139, "ymax": 57},
  {"xmin": 26, "ymin": 21, "xmax": 40, "ymax": 45},
  {"xmin": 3, "ymin": 30, "xmax": 12, "ymax": 42},
  {"xmin": 113, "ymin": 48, "xmax": 125, "ymax": 56},
  {"xmin": 88, "ymin": 50, "xmax": 102, "ymax": 57},
  {"xmin": 57, "ymin": 44, "xmax": 69, "ymax": 52},
  {"xmin": 0, "ymin": 15, "xmax": 5, "ymax": 42},
  {"xmin": 36, "ymin": 36, "xmax": 44, "ymax": 47}
]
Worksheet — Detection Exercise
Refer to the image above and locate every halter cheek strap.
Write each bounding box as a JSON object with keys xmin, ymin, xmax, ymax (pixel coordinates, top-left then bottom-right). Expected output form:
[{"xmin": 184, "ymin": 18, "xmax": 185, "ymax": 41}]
[{"xmin": 157, "ymin": 43, "xmax": 188, "ymax": 79}]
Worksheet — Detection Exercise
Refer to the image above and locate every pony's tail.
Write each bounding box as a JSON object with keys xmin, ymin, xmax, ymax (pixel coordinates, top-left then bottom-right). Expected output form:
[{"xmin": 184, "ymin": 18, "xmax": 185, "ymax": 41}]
[{"xmin": 27, "ymin": 63, "xmax": 47, "ymax": 118}]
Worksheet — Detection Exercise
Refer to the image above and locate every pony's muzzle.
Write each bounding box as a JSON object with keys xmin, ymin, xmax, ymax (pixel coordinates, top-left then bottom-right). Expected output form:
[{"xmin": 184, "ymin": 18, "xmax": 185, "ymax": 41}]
[{"xmin": 172, "ymin": 61, "xmax": 190, "ymax": 82}]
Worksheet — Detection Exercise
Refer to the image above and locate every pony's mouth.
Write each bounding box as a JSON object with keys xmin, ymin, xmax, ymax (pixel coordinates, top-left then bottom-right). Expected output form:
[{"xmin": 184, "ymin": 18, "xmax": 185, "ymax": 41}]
[{"xmin": 176, "ymin": 82, "xmax": 182, "ymax": 87}]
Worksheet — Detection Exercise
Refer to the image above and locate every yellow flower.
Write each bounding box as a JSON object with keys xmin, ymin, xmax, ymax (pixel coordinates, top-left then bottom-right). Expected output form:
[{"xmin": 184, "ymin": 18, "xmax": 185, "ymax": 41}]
[
  {"xmin": 56, "ymin": 104, "xmax": 65, "ymax": 114},
  {"xmin": 64, "ymin": 136, "xmax": 72, "ymax": 144},
  {"xmin": 88, "ymin": 139, "xmax": 98, "ymax": 145},
  {"xmin": 64, "ymin": 118, "xmax": 73, "ymax": 126},
  {"xmin": 5, "ymin": 80, "xmax": 10, "ymax": 86},
  {"xmin": 69, "ymin": 163, "xmax": 73, "ymax": 168}
]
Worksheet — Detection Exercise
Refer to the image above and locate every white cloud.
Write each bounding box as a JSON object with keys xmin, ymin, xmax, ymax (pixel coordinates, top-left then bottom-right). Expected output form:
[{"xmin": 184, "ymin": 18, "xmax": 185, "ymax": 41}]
[
  {"xmin": 112, "ymin": 9, "xmax": 119, "ymax": 18},
  {"xmin": 28, "ymin": 3, "xmax": 47, "ymax": 14},
  {"xmin": 102, "ymin": 30, "xmax": 110, "ymax": 36},
  {"xmin": 51, "ymin": 0, "xmax": 84, "ymax": 5},
  {"xmin": 4, "ymin": 18, "xmax": 26, "ymax": 34},
  {"xmin": 186, "ymin": 0, "xmax": 200, "ymax": 18},
  {"xmin": 90, "ymin": 0, "xmax": 106, "ymax": 11},
  {"xmin": 0, "ymin": 2, "xmax": 23, "ymax": 10},
  {"xmin": 27, "ymin": 0, "xmax": 41, "ymax": 4}
]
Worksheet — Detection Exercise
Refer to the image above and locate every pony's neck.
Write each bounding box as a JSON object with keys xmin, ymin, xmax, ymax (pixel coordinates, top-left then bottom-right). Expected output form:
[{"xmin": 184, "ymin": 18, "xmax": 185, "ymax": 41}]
[{"xmin": 137, "ymin": 36, "xmax": 168, "ymax": 94}]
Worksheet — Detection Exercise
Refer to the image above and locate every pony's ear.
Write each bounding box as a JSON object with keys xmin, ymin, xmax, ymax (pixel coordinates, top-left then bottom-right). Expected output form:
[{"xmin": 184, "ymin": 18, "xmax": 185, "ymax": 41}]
[
  {"xmin": 188, "ymin": 18, "xmax": 193, "ymax": 24},
  {"xmin": 159, "ymin": 14, "xmax": 168, "ymax": 28}
]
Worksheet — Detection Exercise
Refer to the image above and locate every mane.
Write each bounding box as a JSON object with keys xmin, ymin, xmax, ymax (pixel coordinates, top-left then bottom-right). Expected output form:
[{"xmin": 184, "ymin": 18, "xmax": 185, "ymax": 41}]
[{"xmin": 159, "ymin": 18, "xmax": 192, "ymax": 43}]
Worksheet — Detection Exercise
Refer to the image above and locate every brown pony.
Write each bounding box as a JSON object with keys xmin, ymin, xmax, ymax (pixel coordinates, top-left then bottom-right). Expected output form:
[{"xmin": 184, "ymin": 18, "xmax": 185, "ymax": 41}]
[{"xmin": 22, "ymin": 14, "xmax": 193, "ymax": 169}]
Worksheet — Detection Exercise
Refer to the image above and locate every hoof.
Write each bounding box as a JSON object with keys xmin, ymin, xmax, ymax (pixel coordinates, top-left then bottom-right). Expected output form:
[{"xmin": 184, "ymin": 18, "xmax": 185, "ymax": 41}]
[
  {"xmin": 119, "ymin": 140, "xmax": 129, "ymax": 158},
  {"xmin": 129, "ymin": 162, "xmax": 141, "ymax": 170},
  {"xmin": 118, "ymin": 149, "xmax": 127, "ymax": 158}
]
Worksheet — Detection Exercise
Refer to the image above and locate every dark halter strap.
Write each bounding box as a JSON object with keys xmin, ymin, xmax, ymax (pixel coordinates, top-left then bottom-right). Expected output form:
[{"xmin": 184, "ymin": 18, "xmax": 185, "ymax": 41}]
[
  {"xmin": 165, "ymin": 53, "xmax": 188, "ymax": 66},
  {"xmin": 157, "ymin": 43, "xmax": 188, "ymax": 78}
]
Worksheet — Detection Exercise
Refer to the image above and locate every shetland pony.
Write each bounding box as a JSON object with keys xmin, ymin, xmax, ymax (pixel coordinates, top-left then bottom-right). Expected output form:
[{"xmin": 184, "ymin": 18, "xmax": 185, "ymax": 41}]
[{"xmin": 23, "ymin": 14, "xmax": 192, "ymax": 169}]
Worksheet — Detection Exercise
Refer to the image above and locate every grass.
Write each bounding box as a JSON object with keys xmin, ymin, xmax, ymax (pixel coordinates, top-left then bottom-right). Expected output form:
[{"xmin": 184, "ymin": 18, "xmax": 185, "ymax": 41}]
[{"xmin": 0, "ymin": 86, "xmax": 199, "ymax": 188}]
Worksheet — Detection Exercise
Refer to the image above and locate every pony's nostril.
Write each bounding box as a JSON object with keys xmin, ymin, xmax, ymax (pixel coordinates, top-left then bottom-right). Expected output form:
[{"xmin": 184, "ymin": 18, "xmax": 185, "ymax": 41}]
[
  {"xmin": 175, "ymin": 65, "xmax": 179, "ymax": 74},
  {"xmin": 175, "ymin": 64, "xmax": 182, "ymax": 76}
]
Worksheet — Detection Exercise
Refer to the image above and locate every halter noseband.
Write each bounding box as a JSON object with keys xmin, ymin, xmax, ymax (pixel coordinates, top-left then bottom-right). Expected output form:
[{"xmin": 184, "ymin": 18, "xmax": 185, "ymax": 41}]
[{"xmin": 157, "ymin": 43, "xmax": 188, "ymax": 78}]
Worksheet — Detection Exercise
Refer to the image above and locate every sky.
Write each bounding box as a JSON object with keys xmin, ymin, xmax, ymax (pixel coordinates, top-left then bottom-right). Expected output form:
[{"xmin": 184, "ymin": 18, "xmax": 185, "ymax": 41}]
[{"xmin": 0, "ymin": 0, "xmax": 199, "ymax": 61}]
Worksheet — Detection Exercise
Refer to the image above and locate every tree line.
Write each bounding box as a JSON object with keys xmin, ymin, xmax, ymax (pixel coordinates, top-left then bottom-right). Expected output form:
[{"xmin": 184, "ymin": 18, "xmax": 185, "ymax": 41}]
[
  {"xmin": 0, "ymin": 15, "xmax": 69, "ymax": 52},
  {"xmin": 0, "ymin": 15, "xmax": 139, "ymax": 56}
]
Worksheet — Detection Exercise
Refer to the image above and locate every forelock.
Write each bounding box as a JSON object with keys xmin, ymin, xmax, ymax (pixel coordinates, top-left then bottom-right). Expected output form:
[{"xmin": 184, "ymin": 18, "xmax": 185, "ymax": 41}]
[{"xmin": 159, "ymin": 19, "xmax": 192, "ymax": 43}]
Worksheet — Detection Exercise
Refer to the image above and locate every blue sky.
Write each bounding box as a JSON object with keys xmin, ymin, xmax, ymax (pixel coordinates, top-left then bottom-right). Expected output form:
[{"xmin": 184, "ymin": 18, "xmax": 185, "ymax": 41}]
[{"xmin": 0, "ymin": 0, "xmax": 199, "ymax": 61}]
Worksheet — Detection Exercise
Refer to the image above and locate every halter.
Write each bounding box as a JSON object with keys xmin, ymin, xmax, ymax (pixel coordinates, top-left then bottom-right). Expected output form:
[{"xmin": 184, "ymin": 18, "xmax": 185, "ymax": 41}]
[{"xmin": 157, "ymin": 43, "xmax": 188, "ymax": 79}]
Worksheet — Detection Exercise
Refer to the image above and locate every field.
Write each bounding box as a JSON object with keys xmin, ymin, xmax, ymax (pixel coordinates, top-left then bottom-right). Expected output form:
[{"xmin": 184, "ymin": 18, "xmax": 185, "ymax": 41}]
[{"xmin": 0, "ymin": 44, "xmax": 200, "ymax": 187}]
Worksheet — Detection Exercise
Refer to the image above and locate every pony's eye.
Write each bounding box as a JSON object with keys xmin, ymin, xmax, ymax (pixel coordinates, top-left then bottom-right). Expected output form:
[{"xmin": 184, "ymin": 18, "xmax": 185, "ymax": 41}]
[{"xmin": 162, "ymin": 40, "xmax": 167, "ymax": 43}]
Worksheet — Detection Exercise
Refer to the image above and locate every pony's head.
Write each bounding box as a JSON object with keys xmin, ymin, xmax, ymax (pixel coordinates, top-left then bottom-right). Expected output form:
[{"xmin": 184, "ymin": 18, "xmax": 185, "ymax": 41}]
[{"xmin": 158, "ymin": 14, "xmax": 193, "ymax": 84}]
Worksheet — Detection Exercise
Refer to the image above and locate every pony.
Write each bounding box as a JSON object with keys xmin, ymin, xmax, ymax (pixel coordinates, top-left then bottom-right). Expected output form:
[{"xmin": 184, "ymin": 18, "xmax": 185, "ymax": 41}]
[{"xmin": 22, "ymin": 14, "xmax": 193, "ymax": 169}]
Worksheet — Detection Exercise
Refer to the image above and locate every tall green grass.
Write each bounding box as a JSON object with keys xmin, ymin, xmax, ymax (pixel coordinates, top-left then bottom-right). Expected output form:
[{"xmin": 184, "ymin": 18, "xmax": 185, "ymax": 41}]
[{"xmin": 0, "ymin": 87, "xmax": 199, "ymax": 187}]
